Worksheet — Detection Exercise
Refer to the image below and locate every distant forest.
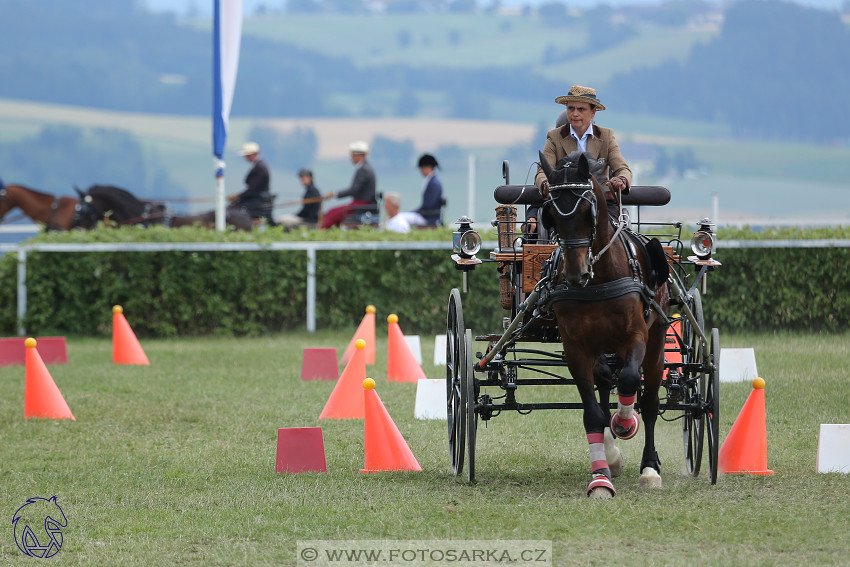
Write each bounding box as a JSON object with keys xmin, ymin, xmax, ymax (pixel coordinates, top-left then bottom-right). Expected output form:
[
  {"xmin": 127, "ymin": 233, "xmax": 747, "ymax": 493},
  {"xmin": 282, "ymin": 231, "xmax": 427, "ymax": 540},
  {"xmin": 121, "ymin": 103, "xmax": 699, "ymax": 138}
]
[{"xmin": 0, "ymin": 0, "xmax": 849, "ymax": 144}]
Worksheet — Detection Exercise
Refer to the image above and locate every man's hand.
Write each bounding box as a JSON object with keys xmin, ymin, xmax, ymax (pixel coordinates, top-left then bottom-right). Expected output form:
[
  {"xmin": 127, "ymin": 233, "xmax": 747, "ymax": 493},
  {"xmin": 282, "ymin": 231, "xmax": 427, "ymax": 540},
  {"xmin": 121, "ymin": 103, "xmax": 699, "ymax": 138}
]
[
  {"xmin": 609, "ymin": 176, "xmax": 629, "ymax": 193},
  {"xmin": 540, "ymin": 181, "xmax": 550, "ymax": 198},
  {"xmin": 524, "ymin": 217, "xmax": 538, "ymax": 236}
]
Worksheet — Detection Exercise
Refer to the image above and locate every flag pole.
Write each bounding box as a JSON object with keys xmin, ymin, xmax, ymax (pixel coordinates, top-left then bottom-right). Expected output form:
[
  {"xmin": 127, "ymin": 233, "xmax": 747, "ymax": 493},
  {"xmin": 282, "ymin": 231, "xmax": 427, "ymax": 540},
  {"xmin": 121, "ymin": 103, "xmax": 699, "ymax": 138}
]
[
  {"xmin": 215, "ymin": 159, "xmax": 226, "ymax": 231},
  {"xmin": 213, "ymin": 0, "xmax": 242, "ymax": 231}
]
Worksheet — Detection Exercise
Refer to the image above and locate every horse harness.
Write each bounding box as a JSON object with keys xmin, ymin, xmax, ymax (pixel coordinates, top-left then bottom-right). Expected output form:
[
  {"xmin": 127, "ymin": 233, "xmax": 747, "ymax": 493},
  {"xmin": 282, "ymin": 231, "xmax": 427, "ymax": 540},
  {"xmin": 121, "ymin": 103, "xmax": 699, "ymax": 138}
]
[{"xmin": 535, "ymin": 215, "xmax": 666, "ymax": 323}]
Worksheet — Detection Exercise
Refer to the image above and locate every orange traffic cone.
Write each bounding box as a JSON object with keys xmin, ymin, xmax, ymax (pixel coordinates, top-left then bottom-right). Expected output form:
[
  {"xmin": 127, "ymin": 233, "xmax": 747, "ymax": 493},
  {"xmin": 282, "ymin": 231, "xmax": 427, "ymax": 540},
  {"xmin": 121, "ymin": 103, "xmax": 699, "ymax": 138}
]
[
  {"xmin": 361, "ymin": 378, "xmax": 421, "ymax": 472},
  {"xmin": 340, "ymin": 306, "xmax": 376, "ymax": 367},
  {"xmin": 386, "ymin": 314, "xmax": 427, "ymax": 383},
  {"xmin": 320, "ymin": 339, "xmax": 367, "ymax": 420},
  {"xmin": 24, "ymin": 338, "xmax": 75, "ymax": 420},
  {"xmin": 112, "ymin": 305, "xmax": 150, "ymax": 365},
  {"xmin": 719, "ymin": 377, "xmax": 774, "ymax": 475}
]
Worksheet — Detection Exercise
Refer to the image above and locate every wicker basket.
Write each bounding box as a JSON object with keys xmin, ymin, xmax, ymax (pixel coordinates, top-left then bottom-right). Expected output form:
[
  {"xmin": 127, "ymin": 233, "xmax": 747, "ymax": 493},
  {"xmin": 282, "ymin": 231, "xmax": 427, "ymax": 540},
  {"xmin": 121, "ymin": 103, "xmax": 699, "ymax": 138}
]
[
  {"xmin": 495, "ymin": 204, "xmax": 518, "ymax": 250},
  {"xmin": 498, "ymin": 264, "xmax": 513, "ymax": 310}
]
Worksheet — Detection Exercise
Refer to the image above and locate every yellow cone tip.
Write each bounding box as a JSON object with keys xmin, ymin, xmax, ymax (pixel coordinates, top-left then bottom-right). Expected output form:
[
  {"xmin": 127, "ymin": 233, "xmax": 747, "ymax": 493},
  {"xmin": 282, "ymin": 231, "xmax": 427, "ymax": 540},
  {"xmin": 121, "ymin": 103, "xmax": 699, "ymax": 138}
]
[
  {"xmin": 363, "ymin": 378, "xmax": 376, "ymax": 390},
  {"xmin": 113, "ymin": 305, "xmax": 123, "ymax": 314},
  {"xmin": 355, "ymin": 339, "xmax": 366, "ymax": 350},
  {"xmin": 366, "ymin": 305, "xmax": 376, "ymax": 314},
  {"xmin": 753, "ymin": 377, "xmax": 765, "ymax": 390},
  {"xmin": 25, "ymin": 337, "xmax": 37, "ymax": 348},
  {"xmin": 388, "ymin": 314, "xmax": 398, "ymax": 324}
]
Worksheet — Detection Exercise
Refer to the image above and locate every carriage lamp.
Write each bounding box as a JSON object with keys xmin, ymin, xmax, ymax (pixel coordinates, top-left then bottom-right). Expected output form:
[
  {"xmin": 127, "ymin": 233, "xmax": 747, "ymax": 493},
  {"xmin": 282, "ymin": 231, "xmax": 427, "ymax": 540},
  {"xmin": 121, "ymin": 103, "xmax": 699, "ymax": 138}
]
[
  {"xmin": 690, "ymin": 218, "xmax": 717, "ymax": 260},
  {"xmin": 453, "ymin": 216, "xmax": 481, "ymax": 258}
]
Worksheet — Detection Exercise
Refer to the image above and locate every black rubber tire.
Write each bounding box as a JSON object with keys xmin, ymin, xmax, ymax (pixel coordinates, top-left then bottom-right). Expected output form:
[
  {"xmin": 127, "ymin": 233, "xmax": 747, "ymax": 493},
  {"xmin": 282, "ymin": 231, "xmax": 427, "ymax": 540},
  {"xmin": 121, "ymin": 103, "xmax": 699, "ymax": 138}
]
[
  {"xmin": 464, "ymin": 329, "xmax": 477, "ymax": 482},
  {"xmin": 683, "ymin": 288, "xmax": 706, "ymax": 477},
  {"xmin": 706, "ymin": 327, "xmax": 721, "ymax": 485},
  {"xmin": 446, "ymin": 289, "xmax": 466, "ymax": 475}
]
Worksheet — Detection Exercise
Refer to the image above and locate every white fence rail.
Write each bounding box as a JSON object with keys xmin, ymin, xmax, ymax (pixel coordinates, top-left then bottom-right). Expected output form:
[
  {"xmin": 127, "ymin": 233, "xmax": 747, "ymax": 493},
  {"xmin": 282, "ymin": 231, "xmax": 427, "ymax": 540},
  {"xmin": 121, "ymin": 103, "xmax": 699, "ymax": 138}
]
[{"xmin": 2, "ymin": 239, "xmax": 850, "ymax": 336}]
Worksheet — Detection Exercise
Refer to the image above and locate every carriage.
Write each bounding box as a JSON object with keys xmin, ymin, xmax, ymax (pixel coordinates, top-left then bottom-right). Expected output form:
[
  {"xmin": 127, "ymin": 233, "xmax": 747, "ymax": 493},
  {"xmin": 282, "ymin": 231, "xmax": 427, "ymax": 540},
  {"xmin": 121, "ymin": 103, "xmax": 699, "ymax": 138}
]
[{"xmin": 445, "ymin": 156, "xmax": 722, "ymax": 496}]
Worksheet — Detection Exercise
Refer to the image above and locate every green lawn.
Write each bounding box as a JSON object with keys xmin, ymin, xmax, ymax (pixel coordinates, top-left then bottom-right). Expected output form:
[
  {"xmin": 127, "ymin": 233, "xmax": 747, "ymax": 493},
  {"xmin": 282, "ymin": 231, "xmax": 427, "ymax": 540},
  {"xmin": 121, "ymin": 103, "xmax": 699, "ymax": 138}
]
[{"xmin": 1, "ymin": 330, "xmax": 848, "ymax": 565}]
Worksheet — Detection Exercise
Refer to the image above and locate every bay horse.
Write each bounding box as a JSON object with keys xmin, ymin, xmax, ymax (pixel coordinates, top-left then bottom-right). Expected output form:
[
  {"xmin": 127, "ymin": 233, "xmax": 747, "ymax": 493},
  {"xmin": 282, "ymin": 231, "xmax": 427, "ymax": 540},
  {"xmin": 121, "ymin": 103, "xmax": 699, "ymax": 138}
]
[
  {"xmin": 0, "ymin": 184, "xmax": 94, "ymax": 230},
  {"xmin": 538, "ymin": 151, "xmax": 670, "ymax": 498}
]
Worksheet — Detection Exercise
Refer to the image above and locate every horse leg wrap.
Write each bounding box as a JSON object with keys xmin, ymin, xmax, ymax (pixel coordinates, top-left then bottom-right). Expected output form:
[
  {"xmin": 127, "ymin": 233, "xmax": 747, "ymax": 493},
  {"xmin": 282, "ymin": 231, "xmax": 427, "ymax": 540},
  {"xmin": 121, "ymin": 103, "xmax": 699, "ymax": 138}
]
[
  {"xmin": 616, "ymin": 394, "xmax": 636, "ymax": 419},
  {"xmin": 587, "ymin": 432, "xmax": 609, "ymax": 475},
  {"xmin": 586, "ymin": 473, "xmax": 616, "ymax": 497},
  {"xmin": 611, "ymin": 398, "xmax": 640, "ymax": 440}
]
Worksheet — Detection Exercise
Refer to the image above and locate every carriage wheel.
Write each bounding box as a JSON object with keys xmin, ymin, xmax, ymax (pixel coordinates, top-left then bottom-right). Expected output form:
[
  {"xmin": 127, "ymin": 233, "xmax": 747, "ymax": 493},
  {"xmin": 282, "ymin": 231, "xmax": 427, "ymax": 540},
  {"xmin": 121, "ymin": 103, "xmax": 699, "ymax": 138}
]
[
  {"xmin": 446, "ymin": 289, "xmax": 466, "ymax": 475},
  {"xmin": 682, "ymin": 288, "xmax": 706, "ymax": 477},
  {"xmin": 705, "ymin": 328, "xmax": 721, "ymax": 485},
  {"xmin": 463, "ymin": 329, "xmax": 478, "ymax": 483}
]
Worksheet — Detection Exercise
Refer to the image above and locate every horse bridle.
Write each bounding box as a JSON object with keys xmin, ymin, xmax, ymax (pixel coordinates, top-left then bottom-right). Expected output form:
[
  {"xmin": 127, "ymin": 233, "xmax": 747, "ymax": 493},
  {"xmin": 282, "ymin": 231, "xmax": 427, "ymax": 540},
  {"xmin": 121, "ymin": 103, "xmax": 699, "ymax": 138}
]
[{"xmin": 547, "ymin": 181, "xmax": 598, "ymax": 276}]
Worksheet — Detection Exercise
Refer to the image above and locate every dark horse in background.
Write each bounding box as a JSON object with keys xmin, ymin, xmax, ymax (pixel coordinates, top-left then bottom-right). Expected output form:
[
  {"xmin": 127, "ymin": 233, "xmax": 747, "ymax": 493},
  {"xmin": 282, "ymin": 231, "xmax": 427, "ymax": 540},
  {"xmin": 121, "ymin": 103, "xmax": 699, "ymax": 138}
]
[
  {"xmin": 76, "ymin": 185, "xmax": 254, "ymax": 230},
  {"xmin": 75, "ymin": 185, "xmax": 168, "ymax": 228},
  {"xmin": 0, "ymin": 184, "xmax": 94, "ymax": 230},
  {"xmin": 538, "ymin": 151, "xmax": 670, "ymax": 498}
]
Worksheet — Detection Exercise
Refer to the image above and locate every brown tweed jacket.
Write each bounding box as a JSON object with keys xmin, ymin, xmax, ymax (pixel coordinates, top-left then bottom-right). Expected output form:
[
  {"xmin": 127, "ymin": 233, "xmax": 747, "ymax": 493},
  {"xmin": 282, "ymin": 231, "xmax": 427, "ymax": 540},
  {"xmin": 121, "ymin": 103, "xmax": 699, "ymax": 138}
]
[{"xmin": 534, "ymin": 124, "xmax": 632, "ymax": 193}]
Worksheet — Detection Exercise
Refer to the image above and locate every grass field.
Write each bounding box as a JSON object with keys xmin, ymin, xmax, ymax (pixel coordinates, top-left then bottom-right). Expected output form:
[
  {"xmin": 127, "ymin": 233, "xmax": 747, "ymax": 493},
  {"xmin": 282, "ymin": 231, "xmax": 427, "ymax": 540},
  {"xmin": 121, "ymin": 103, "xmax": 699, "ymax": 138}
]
[{"xmin": 2, "ymin": 329, "xmax": 849, "ymax": 565}]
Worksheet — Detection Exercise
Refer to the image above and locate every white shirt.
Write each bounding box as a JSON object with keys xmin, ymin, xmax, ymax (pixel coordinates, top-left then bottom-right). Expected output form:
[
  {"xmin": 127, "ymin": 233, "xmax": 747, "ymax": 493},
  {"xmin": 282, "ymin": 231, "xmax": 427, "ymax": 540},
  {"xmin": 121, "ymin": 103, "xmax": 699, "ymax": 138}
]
[
  {"xmin": 385, "ymin": 211, "xmax": 427, "ymax": 233},
  {"xmin": 385, "ymin": 214, "xmax": 411, "ymax": 234},
  {"xmin": 570, "ymin": 125, "xmax": 593, "ymax": 153}
]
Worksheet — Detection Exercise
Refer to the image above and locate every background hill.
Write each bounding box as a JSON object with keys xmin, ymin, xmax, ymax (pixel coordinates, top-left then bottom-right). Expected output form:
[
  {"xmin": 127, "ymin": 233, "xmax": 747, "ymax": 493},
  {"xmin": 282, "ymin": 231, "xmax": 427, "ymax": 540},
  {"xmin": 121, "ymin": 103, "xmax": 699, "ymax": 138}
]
[{"xmin": 1, "ymin": 0, "xmax": 849, "ymax": 226}]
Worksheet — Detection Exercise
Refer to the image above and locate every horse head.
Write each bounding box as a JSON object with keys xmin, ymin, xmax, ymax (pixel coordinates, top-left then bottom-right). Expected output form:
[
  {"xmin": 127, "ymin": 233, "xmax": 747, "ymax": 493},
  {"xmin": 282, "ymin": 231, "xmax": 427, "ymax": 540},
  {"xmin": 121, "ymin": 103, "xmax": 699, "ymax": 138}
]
[
  {"xmin": 72, "ymin": 187, "xmax": 101, "ymax": 229},
  {"xmin": 539, "ymin": 150, "xmax": 603, "ymax": 287}
]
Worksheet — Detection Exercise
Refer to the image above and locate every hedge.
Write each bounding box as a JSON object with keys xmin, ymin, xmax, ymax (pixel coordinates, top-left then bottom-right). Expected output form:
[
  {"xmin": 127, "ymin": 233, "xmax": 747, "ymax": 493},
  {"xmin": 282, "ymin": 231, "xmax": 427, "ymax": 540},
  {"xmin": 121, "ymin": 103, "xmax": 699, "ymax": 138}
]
[{"xmin": 0, "ymin": 225, "xmax": 847, "ymax": 337}]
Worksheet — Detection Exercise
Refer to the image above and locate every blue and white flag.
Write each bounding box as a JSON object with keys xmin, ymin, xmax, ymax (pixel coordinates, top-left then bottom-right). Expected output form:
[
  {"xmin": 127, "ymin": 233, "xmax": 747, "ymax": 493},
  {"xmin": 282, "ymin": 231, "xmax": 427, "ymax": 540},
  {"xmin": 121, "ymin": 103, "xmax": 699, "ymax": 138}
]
[{"xmin": 213, "ymin": 0, "xmax": 243, "ymax": 160}]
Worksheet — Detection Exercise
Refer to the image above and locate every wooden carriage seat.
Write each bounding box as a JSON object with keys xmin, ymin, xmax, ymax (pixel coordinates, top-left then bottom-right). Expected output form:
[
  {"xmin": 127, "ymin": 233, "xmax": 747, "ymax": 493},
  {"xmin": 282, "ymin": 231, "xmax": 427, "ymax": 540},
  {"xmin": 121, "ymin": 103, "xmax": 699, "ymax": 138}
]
[{"xmin": 492, "ymin": 184, "xmax": 673, "ymax": 293}]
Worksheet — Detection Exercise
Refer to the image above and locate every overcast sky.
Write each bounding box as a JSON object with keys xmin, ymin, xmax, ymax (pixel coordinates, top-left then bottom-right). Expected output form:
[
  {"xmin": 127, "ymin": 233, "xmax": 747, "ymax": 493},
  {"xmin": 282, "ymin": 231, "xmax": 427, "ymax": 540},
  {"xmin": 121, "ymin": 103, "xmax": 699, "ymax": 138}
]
[{"xmin": 144, "ymin": 0, "xmax": 847, "ymax": 18}]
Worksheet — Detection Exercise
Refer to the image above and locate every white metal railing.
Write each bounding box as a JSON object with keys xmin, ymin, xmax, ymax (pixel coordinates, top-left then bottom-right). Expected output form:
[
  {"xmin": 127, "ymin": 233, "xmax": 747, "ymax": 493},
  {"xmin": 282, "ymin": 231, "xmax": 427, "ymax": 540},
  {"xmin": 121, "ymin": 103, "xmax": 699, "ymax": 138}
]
[
  {"xmin": 0, "ymin": 240, "xmax": 472, "ymax": 336},
  {"xmin": 0, "ymin": 223, "xmax": 40, "ymax": 235},
  {"xmin": 2, "ymin": 238, "xmax": 849, "ymax": 336}
]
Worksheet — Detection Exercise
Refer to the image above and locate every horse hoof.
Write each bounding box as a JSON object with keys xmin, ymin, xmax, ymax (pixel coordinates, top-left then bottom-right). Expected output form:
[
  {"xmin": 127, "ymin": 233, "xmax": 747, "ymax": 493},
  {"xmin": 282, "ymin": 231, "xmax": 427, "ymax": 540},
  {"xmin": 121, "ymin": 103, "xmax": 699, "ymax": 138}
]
[
  {"xmin": 586, "ymin": 474, "xmax": 616, "ymax": 498},
  {"xmin": 608, "ymin": 451, "xmax": 625, "ymax": 478},
  {"xmin": 610, "ymin": 413, "xmax": 640, "ymax": 440},
  {"xmin": 603, "ymin": 428, "xmax": 624, "ymax": 477},
  {"xmin": 639, "ymin": 467, "xmax": 662, "ymax": 489},
  {"xmin": 588, "ymin": 487, "xmax": 614, "ymax": 499}
]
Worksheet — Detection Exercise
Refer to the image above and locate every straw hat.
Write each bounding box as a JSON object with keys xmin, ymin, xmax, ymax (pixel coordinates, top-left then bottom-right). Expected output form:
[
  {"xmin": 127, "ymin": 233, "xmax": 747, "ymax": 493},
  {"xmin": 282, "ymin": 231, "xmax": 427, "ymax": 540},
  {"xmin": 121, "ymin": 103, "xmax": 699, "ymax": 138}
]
[
  {"xmin": 239, "ymin": 142, "xmax": 260, "ymax": 156},
  {"xmin": 555, "ymin": 85, "xmax": 606, "ymax": 111},
  {"xmin": 349, "ymin": 140, "xmax": 370, "ymax": 154}
]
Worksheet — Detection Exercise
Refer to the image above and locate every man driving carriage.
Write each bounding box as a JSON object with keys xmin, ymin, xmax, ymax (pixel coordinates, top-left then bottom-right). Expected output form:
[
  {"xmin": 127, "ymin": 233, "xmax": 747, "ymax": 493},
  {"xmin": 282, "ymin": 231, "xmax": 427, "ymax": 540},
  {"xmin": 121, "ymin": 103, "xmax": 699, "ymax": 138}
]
[
  {"xmin": 525, "ymin": 85, "xmax": 631, "ymax": 239},
  {"xmin": 232, "ymin": 142, "xmax": 277, "ymax": 227}
]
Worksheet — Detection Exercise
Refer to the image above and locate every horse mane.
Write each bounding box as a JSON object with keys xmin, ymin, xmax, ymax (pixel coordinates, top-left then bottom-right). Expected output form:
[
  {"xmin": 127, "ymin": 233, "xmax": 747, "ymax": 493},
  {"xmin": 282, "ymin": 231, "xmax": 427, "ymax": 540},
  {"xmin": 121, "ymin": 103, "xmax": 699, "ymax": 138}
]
[{"xmin": 86, "ymin": 185, "xmax": 145, "ymax": 208}]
